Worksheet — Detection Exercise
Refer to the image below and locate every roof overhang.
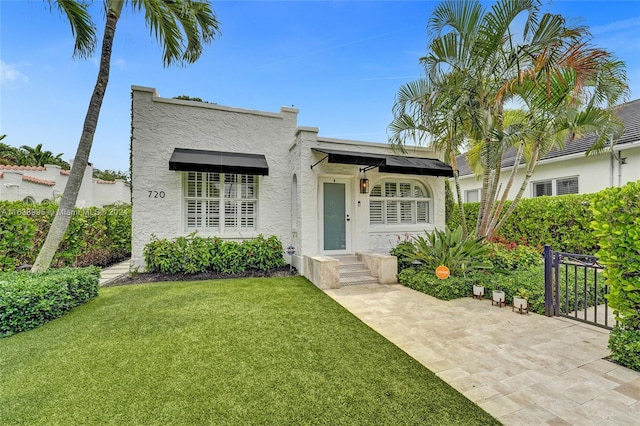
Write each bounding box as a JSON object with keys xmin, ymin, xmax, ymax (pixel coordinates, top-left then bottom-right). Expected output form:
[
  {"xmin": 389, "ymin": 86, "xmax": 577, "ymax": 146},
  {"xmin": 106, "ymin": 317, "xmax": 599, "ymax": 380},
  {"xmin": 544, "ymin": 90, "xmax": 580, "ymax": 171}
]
[
  {"xmin": 311, "ymin": 148, "xmax": 453, "ymax": 177},
  {"xmin": 169, "ymin": 148, "xmax": 269, "ymax": 176}
]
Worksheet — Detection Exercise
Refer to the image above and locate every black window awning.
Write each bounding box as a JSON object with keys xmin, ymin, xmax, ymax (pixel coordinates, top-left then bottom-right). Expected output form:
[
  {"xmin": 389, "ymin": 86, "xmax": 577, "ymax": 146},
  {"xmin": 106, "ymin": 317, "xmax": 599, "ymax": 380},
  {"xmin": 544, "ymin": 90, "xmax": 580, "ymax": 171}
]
[
  {"xmin": 311, "ymin": 148, "xmax": 453, "ymax": 177},
  {"xmin": 169, "ymin": 148, "xmax": 269, "ymax": 176}
]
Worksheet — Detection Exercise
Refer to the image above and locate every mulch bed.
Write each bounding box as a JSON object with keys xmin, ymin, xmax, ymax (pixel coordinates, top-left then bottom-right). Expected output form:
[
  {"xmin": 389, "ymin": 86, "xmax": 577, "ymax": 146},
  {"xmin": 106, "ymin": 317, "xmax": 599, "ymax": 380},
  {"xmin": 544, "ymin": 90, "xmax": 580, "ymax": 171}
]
[{"xmin": 102, "ymin": 266, "xmax": 298, "ymax": 287}]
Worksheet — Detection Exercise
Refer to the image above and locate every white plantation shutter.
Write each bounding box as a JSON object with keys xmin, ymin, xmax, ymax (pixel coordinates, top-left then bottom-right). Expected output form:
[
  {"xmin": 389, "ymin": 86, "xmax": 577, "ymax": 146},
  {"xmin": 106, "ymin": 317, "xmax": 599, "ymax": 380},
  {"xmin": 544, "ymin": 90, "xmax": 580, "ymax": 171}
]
[
  {"xmin": 184, "ymin": 172, "xmax": 257, "ymax": 232},
  {"xmin": 369, "ymin": 180, "xmax": 431, "ymax": 225},
  {"xmin": 370, "ymin": 200, "xmax": 383, "ymax": 224},
  {"xmin": 400, "ymin": 201, "xmax": 413, "ymax": 223}
]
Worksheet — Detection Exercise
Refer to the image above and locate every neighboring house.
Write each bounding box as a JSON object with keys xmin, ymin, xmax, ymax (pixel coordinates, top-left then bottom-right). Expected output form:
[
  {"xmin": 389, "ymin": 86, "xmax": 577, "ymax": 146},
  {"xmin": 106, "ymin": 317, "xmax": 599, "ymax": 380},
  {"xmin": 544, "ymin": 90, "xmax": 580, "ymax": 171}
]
[
  {"xmin": 455, "ymin": 99, "xmax": 640, "ymax": 202},
  {"xmin": 130, "ymin": 86, "xmax": 453, "ymax": 285},
  {"xmin": 0, "ymin": 162, "xmax": 130, "ymax": 207}
]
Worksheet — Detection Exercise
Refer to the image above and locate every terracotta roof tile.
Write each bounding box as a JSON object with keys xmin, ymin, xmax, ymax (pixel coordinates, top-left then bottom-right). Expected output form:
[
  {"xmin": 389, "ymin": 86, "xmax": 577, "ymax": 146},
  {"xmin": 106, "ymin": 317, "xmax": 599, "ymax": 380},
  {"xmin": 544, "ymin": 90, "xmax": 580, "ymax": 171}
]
[
  {"xmin": 0, "ymin": 165, "xmax": 46, "ymax": 171},
  {"xmin": 22, "ymin": 175, "xmax": 55, "ymax": 186},
  {"xmin": 60, "ymin": 169, "xmax": 70, "ymax": 175}
]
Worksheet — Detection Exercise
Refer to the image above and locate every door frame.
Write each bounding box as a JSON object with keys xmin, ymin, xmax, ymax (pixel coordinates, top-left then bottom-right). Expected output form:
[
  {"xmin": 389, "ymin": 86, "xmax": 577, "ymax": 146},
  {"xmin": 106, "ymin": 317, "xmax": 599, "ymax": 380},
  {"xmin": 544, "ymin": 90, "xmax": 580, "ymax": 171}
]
[{"xmin": 318, "ymin": 177, "xmax": 352, "ymax": 255}]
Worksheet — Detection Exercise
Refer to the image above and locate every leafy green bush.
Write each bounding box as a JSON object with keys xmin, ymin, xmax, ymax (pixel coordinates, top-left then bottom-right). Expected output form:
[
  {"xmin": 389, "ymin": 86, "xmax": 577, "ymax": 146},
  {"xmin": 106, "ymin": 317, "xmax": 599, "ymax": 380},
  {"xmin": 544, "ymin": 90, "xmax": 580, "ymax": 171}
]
[
  {"xmin": 0, "ymin": 201, "xmax": 131, "ymax": 269},
  {"xmin": 0, "ymin": 267, "xmax": 100, "ymax": 337},
  {"xmin": 398, "ymin": 268, "xmax": 474, "ymax": 300},
  {"xmin": 390, "ymin": 241, "xmax": 415, "ymax": 272},
  {"xmin": 144, "ymin": 234, "xmax": 286, "ymax": 274},
  {"xmin": 394, "ymin": 226, "xmax": 491, "ymax": 276},
  {"xmin": 591, "ymin": 180, "xmax": 640, "ymax": 371},
  {"xmin": 448, "ymin": 194, "xmax": 597, "ymax": 253},
  {"xmin": 0, "ymin": 212, "xmax": 35, "ymax": 271},
  {"xmin": 483, "ymin": 240, "xmax": 542, "ymax": 271},
  {"xmin": 608, "ymin": 327, "xmax": 640, "ymax": 371},
  {"xmin": 398, "ymin": 266, "xmax": 545, "ymax": 312}
]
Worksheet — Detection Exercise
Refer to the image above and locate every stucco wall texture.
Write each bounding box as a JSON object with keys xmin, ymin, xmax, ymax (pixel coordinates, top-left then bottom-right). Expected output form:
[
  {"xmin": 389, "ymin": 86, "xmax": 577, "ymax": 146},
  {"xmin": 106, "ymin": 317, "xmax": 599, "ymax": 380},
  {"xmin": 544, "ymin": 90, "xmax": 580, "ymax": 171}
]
[{"xmin": 131, "ymin": 86, "xmax": 448, "ymax": 272}]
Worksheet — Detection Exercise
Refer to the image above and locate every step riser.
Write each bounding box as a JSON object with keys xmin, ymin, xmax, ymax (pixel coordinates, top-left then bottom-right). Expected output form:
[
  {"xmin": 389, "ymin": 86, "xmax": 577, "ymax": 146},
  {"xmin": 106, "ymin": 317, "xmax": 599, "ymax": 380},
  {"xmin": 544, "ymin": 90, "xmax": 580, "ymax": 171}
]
[{"xmin": 331, "ymin": 255, "xmax": 379, "ymax": 286}]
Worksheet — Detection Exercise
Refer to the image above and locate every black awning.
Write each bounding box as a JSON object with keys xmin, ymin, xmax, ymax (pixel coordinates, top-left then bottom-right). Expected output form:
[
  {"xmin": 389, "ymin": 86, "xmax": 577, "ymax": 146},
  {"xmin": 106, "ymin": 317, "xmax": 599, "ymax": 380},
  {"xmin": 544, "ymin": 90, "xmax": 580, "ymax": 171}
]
[
  {"xmin": 311, "ymin": 148, "xmax": 453, "ymax": 177},
  {"xmin": 169, "ymin": 148, "xmax": 269, "ymax": 176}
]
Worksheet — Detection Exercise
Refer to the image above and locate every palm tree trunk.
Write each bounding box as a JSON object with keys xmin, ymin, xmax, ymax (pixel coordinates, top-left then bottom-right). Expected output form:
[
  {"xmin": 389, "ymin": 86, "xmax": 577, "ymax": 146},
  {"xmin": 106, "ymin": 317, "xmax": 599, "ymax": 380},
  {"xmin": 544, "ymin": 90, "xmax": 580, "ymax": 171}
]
[
  {"xmin": 449, "ymin": 151, "xmax": 468, "ymax": 238},
  {"xmin": 475, "ymin": 142, "xmax": 492, "ymax": 234},
  {"xmin": 31, "ymin": 10, "xmax": 119, "ymax": 272},
  {"xmin": 492, "ymin": 142, "xmax": 541, "ymax": 236},
  {"xmin": 487, "ymin": 141, "xmax": 524, "ymax": 235}
]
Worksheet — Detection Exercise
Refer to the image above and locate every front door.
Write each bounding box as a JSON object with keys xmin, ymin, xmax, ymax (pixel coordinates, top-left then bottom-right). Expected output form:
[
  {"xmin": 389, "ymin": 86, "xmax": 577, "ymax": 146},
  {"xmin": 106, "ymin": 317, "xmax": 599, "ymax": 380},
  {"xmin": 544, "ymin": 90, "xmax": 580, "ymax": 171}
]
[{"xmin": 321, "ymin": 178, "xmax": 351, "ymax": 254}]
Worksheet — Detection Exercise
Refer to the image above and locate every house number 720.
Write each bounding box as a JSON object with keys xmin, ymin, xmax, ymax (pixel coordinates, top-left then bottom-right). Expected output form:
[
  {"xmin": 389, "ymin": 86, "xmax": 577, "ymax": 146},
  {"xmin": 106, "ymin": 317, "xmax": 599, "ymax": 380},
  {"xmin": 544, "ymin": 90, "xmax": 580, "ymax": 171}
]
[{"xmin": 148, "ymin": 190, "xmax": 166, "ymax": 198}]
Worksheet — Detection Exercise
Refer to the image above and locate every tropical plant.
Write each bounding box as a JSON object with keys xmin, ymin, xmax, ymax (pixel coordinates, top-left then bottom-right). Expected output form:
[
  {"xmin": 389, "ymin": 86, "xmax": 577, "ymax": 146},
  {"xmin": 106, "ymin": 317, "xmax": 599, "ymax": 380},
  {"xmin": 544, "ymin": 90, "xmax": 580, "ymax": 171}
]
[
  {"xmin": 395, "ymin": 225, "xmax": 492, "ymax": 276},
  {"xmin": 389, "ymin": 0, "xmax": 629, "ymax": 239},
  {"xmin": 19, "ymin": 143, "xmax": 69, "ymax": 169},
  {"xmin": 31, "ymin": 0, "xmax": 221, "ymax": 272},
  {"xmin": 93, "ymin": 168, "xmax": 129, "ymax": 182}
]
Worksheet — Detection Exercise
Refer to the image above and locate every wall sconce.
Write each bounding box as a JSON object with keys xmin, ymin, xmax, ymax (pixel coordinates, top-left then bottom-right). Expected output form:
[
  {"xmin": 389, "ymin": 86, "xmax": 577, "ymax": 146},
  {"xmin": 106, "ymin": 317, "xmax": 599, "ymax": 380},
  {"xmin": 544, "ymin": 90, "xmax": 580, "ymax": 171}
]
[{"xmin": 360, "ymin": 177, "xmax": 369, "ymax": 194}]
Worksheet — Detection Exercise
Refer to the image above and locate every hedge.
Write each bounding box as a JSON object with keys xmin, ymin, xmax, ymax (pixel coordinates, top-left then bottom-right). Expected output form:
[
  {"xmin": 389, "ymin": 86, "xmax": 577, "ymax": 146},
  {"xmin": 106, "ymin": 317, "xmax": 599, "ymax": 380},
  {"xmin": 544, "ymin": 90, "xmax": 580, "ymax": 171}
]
[
  {"xmin": 0, "ymin": 201, "xmax": 131, "ymax": 271},
  {"xmin": 591, "ymin": 180, "xmax": 640, "ymax": 371},
  {"xmin": 447, "ymin": 193, "xmax": 597, "ymax": 253},
  {"xmin": 144, "ymin": 234, "xmax": 286, "ymax": 274},
  {"xmin": 0, "ymin": 267, "xmax": 100, "ymax": 337}
]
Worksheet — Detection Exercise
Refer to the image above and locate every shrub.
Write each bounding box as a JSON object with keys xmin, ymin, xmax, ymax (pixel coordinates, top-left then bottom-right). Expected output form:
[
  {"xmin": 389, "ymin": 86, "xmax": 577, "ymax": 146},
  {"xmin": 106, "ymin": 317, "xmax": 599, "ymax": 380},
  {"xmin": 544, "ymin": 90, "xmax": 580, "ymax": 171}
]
[
  {"xmin": 0, "ymin": 267, "xmax": 100, "ymax": 337},
  {"xmin": 394, "ymin": 226, "xmax": 492, "ymax": 276},
  {"xmin": 447, "ymin": 194, "xmax": 597, "ymax": 253},
  {"xmin": 591, "ymin": 180, "xmax": 640, "ymax": 371},
  {"xmin": 398, "ymin": 266, "xmax": 545, "ymax": 312},
  {"xmin": 144, "ymin": 234, "xmax": 286, "ymax": 274},
  {"xmin": 398, "ymin": 268, "xmax": 474, "ymax": 300},
  {"xmin": 0, "ymin": 212, "xmax": 35, "ymax": 271},
  {"xmin": 390, "ymin": 240, "xmax": 415, "ymax": 272},
  {"xmin": 483, "ymin": 241, "xmax": 542, "ymax": 271},
  {"xmin": 608, "ymin": 327, "xmax": 640, "ymax": 371},
  {"xmin": 0, "ymin": 201, "xmax": 131, "ymax": 269}
]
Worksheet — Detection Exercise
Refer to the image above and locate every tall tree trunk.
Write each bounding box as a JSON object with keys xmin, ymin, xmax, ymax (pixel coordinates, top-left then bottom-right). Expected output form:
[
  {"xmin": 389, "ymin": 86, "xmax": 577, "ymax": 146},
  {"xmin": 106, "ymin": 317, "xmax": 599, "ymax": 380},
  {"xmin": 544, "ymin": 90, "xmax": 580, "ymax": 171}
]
[
  {"xmin": 492, "ymin": 142, "xmax": 541, "ymax": 236},
  {"xmin": 475, "ymin": 142, "xmax": 492, "ymax": 234},
  {"xmin": 31, "ymin": 11, "xmax": 119, "ymax": 272},
  {"xmin": 449, "ymin": 151, "xmax": 468, "ymax": 238},
  {"xmin": 486, "ymin": 141, "xmax": 525, "ymax": 235}
]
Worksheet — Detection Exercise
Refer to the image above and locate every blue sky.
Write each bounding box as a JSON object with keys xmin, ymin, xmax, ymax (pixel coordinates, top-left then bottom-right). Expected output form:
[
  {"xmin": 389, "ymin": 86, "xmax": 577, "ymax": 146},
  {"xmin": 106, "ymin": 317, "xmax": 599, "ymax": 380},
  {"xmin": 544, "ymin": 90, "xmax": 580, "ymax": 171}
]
[{"xmin": 1, "ymin": 0, "xmax": 639, "ymax": 172}]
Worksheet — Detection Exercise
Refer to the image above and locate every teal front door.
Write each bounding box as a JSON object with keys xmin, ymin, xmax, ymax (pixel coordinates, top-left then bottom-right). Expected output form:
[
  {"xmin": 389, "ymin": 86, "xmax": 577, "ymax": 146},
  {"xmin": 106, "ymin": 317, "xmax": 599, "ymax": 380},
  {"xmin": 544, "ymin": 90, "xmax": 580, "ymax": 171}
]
[{"xmin": 322, "ymin": 179, "xmax": 351, "ymax": 253}]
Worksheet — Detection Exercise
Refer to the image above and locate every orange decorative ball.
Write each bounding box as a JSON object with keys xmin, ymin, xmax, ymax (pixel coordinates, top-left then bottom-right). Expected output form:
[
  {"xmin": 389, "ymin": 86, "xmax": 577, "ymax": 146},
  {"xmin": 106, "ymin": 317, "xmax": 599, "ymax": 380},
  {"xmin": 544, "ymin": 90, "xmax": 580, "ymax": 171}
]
[{"xmin": 435, "ymin": 265, "xmax": 450, "ymax": 280}]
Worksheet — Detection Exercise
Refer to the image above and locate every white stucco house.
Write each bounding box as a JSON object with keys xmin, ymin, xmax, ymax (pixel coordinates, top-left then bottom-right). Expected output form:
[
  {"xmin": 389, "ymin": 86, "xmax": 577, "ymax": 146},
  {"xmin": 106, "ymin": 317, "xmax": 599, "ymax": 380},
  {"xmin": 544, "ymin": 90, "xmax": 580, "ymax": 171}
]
[
  {"xmin": 455, "ymin": 99, "xmax": 640, "ymax": 202},
  {"xmin": 130, "ymin": 86, "xmax": 453, "ymax": 287},
  {"xmin": 0, "ymin": 162, "xmax": 130, "ymax": 207}
]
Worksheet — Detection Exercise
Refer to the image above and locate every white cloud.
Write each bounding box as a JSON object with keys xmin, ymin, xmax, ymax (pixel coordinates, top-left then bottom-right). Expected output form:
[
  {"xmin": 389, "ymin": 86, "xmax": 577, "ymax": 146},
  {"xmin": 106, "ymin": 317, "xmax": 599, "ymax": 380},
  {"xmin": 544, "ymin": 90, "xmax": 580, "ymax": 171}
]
[
  {"xmin": 591, "ymin": 16, "xmax": 640, "ymax": 36},
  {"xmin": 0, "ymin": 61, "xmax": 29, "ymax": 85}
]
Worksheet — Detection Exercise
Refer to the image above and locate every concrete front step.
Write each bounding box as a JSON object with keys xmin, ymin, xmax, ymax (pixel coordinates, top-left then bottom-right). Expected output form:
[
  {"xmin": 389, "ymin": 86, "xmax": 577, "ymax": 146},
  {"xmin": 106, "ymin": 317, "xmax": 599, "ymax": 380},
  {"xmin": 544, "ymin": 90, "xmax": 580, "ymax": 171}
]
[
  {"xmin": 331, "ymin": 255, "xmax": 379, "ymax": 286},
  {"xmin": 340, "ymin": 275, "xmax": 379, "ymax": 286}
]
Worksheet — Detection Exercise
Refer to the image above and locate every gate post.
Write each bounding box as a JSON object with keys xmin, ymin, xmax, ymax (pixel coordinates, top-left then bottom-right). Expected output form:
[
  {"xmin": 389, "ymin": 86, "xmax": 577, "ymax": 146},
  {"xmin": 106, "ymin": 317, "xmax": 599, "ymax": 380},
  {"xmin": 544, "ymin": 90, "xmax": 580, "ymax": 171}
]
[{"xmin": 544, "ymin": 245, "xmax": 554, "ymax": 316}]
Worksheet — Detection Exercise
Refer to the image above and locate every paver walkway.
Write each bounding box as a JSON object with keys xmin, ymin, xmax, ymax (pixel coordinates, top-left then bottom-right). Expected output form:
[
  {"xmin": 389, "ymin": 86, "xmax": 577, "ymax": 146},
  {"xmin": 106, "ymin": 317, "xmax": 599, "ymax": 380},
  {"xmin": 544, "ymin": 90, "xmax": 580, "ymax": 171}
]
[
  {"xmin": 325, "ymin": 284, "xmax": 640, "ymax": 425},
  {"xmin": 99, "ymin": 259, "xmax": 130, "ymax": 285}
]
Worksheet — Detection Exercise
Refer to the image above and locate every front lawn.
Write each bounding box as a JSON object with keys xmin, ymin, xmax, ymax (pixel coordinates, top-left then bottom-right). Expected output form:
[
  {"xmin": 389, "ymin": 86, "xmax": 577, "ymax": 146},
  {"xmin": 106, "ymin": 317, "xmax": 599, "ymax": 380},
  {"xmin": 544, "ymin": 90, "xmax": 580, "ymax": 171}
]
[{"xmin": 0, "ymin": 277, "xmax": 497, "ymax": 425}]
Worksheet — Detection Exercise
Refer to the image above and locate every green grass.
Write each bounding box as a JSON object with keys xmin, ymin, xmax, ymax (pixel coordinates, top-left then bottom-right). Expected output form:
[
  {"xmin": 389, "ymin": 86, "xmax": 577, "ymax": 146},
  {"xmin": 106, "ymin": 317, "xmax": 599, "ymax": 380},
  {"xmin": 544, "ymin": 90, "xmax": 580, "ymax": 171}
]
[{"xmin": 0, "ymin": 277, "xmax": 498, "ymax": 425}]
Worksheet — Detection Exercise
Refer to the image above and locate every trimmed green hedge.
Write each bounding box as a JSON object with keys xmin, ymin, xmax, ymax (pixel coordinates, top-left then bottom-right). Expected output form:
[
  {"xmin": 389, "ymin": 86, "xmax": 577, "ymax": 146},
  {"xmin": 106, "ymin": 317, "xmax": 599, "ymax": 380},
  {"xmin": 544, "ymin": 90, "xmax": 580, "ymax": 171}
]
[
  {"xmin": 0, "ymin": 267, "xmax": 100, "ymax": 337},
  {"xmin": 144, "ymin": 234, "xmax": 286, "ymax": 274},
  {"xmin": 0, "ymin": 201, "xmax": 131, "ymax": 271},
  {"xmin": 398, "ymin": 267, "xmax": 544, "ymax": 311},
  {"xmin": 591, "ymin": 180, "xmax": 640, "ymax": 371},
  {"xmin": 447, "ymin": 194, "xmax": 597, "ymax": 253}
]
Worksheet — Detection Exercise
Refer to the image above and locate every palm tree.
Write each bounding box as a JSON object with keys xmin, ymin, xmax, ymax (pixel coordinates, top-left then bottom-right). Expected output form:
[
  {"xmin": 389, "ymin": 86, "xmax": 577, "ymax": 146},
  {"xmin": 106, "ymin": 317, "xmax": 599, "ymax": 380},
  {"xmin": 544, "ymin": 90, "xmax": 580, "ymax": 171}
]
[
  {"xmin": 391, "ymin": 0, "xmax": 628, "ymax": 238},
  {"xmin": 19, "ymin": 143, "xmax": 69, "ymax": 169},
  {"xmin": 31, "ymin": 0, "xmax": 221, "ymax": 272}
]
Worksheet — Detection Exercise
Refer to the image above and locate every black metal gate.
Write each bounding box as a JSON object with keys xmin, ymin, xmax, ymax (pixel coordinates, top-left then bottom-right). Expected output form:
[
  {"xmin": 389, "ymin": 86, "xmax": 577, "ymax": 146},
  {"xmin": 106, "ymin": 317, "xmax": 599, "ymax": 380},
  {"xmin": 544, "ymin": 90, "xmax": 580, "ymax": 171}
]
[{"xmin": 544, "ymin": 245, "xmax": 613, "ymax": 329}]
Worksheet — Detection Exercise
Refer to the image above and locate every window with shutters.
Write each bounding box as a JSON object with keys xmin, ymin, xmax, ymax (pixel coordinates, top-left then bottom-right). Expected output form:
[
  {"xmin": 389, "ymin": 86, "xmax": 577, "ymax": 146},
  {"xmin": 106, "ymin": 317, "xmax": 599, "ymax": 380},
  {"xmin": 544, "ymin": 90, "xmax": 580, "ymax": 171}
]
[
  {"xmin": 369, "ymin": 180, "xmax": 431, "ymax": 225},
  {"xmin": 532, "ymin": 176, "xmax": 578, "ymax": 197},
  {"xmin": 184, "ymin": 172, "xmax": 257, "ymax": 232}
]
